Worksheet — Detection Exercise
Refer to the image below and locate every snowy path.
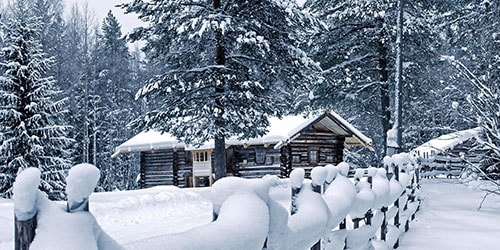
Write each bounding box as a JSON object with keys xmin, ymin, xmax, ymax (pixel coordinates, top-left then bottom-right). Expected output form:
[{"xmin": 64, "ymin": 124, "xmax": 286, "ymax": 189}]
[{"xmin": 399, "ymin": 178, "xmax": 500, "ymax": 250}]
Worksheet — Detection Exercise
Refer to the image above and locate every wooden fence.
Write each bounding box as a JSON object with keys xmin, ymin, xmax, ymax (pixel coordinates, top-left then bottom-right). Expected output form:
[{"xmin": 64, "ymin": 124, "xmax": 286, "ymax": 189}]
[{"xmin": 13, "ymin": 153, "xmax": 421, "ymax": 249}]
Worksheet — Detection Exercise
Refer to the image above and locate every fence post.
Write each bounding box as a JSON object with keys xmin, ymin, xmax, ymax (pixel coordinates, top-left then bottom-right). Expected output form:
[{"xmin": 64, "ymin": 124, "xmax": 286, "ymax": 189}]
[
  {"xmin": 66, "ymin": 164, "xmax": 100, "ymax": 213},
  {"xmin": 13, "ymin": 168, "xmax": 41, "ymax": 250},
  {"xmin": 290, "ymin": 168, "xmax": 304, "ymax": 215},
  {"xmin": 380, "ymin": 206, "xmax": 388, "ymax": 241},
  {"xmin": 310, "ymin": 167, "xmax": 326, "ymax": 250},
  {"xmin": 393, "ymin": 163, "xmax": 400, "ymax": 249},
  {"xmin": 14, "ymin": 216, "xmax": 37, "ymax": 250}
]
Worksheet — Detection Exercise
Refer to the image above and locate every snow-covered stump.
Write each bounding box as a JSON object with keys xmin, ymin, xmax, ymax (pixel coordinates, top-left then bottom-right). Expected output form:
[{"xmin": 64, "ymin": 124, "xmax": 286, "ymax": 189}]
[
  {"xmin": 13, "ymin": 168, "xmax": 42, "ymax": 250},
  {"xmin": 66, "ymin": 164, "xmax": 101, "ymax": 213}
]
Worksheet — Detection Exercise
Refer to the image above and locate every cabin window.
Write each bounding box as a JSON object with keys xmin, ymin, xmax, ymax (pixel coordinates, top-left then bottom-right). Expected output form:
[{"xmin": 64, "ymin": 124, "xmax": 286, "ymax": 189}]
[
  {"xmin": 326, "ymin": 155, "xmax": 334, "ymax": 163},
  {"xmin": 292, "ymin": 155, "xmax": 301, "ymax": 163},
  {"xmin": 309, "ymin": 147, "xmax": 319, "ymax": 164},
  {"xmin": 195, "ymin": 151, "xmax": 209, "ymax": 162},
  {"xmin": 266, "ymin": 156, "xmax": 274, "ymax": 165},
  {"xmin": 256, "ymin": 149, "xmax": 266, "ymax": 165}
]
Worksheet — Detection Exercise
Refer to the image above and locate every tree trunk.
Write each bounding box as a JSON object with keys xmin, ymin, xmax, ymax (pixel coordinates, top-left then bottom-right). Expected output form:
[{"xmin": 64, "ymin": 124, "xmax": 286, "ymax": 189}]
[
  {"xmin": 377, "ymin": 15, "xmax": 391, "ymax": 156},
  {"xmin": 393, "ymin": 0, "xmax": 404, "ymax": 150},
  {"xmin": 213, "ymin": 0, "xmax": 227, "ymax": 180}
]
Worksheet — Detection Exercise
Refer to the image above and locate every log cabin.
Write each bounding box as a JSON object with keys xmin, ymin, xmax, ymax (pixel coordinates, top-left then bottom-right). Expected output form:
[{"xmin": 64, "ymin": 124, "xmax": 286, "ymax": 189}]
[{"xmin": 112, "ymin": 110, "xmax": 372, "ymax": 188}]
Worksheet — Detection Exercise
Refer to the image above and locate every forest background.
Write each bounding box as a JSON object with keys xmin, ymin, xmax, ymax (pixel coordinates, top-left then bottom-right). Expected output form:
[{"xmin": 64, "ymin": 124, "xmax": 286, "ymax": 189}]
[{"xmin": 0, "ymin": 0, "xmax": 497, "ymax": 198}]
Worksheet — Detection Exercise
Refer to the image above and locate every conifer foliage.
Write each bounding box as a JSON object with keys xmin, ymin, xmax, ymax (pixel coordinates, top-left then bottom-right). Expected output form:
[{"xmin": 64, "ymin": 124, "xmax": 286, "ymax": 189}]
[
  {"xmin": 0, "ymin": 0, "xmax": 72, "ymax": 199},
  {"xmin": 122, "ymin": 0, "xmax": 321, "ymax": 179}
]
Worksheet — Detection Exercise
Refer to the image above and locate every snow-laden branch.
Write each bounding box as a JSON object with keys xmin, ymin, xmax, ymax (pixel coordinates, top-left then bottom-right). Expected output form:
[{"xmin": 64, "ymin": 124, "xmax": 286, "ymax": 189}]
[{"xmin": 322, "ymin": 53, "xmax": 374, "ymax": 73}]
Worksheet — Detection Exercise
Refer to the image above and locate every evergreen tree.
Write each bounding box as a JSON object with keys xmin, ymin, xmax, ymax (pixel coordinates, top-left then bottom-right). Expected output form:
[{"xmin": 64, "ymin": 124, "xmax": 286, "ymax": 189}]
[
  {"xmin": 305, "ymin": 0, "xmax": 459, "ymax": 163},
  {"xmin": 0, "ymin": 0, "xmax": 72, "ymax": 199},
  {"xmin": 60, "ymin": 3, "xmax": 97, "ymax": 165},
  {"xmin": 122, "ymin": 0, "xmax": 321, "ymax": 179},
  {"xmin": 90, "ymin": 11, "xmax": 139, "ymax": 191},
  {"xmin": 305, "ymin": 0, "xmax": 397, "ymax": 163},
  {"xmin": 441, "ymin": 0, "xmax": 499, "ymax": 176}
]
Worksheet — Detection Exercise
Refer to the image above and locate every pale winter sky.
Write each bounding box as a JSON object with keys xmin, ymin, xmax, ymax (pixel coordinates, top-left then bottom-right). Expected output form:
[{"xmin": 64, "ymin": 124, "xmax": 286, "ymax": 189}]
[{"xmin": 64, "ymin": 0, "xmax": 142, "ymax": 35}]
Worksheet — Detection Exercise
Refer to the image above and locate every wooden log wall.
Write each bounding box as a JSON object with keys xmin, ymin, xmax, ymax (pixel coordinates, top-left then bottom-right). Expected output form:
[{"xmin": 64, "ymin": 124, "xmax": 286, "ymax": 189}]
[
  {"xmin": 281, "ymin": 129, "xmax": 345, "ymax": 178},
  {"xmin": 139, "ymin": 149, "xmax": 189, "ymax": 188},
  {"xmin": 232, "ymin": 145, "xmax": 281, "ymax": 178}
]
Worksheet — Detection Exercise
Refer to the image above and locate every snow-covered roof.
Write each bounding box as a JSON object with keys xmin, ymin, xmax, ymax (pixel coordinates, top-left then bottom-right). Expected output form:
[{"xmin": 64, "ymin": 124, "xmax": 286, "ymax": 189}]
[
  {"xmin": 112, "ymin": 111, "xmax": 372, "ymax": 157},
  {"xmin": 413, "ymin": 127, "xmax": 482, "ymax": 158},
  {"xmin": 111, "ymin": 130, "xmax": 185, "ymax": 157}
]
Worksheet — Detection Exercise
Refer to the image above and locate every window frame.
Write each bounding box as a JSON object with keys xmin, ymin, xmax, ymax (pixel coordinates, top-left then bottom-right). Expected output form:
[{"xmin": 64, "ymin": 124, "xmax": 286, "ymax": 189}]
[{"xmin": 309, "ymin": 147, "xmax": 319, "ymax": 164}]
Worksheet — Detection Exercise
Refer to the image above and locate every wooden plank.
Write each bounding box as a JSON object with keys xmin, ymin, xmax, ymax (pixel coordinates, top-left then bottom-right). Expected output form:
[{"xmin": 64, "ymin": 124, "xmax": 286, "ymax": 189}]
[{"xmin": 15, "ymin": 216, "xmax": 37, "ymax": 250}]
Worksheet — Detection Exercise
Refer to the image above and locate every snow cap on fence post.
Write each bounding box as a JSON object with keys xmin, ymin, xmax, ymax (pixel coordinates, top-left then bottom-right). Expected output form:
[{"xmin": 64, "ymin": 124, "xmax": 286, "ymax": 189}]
[
  {"xmin": 66, "ymin": 163, "xmax": 100, "ymax": 212},
  {"xmin": 13, "ymin": 168, "xmax": 41, "ymax": 250},
  {"xmin": 13, "ymin": 168, "xmax": 41, "ymax": 221},
  {"xmin": 354, "ymin": 168, "xmax": 364, "ymax": 183},
  {"xmin": 337, "ymin": 162, "xmax": 350, "ymax": 177},
  {"xmin": 325, "ymin": 164, "xmax": 338, "ymax": 184},
  {"xmin": 290, "ymin": 168, "xmax": 305, "ymax": 190},
  {"xmin": 311, "ymin": 167, "xmax": 327, "ymax": 193}
]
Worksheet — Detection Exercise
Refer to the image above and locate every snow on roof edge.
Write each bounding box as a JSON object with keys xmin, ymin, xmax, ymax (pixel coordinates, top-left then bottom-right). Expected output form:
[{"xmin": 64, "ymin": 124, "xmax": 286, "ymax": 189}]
[
  {"xmin": 414, "ymin": 127, "xmax": 483, "ymax": 154},
  {"xmin": 113, "ymin": 111, "xmax": 373, "ymax": 157},
  {"xmin": 327, "ymin": 110, "xmax": 373, "ymax": 147}
]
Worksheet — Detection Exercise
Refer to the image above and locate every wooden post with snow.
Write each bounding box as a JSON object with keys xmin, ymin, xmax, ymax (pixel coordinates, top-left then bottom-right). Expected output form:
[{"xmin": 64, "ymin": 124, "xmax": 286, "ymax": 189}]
[
  {"xmin": 393, "ymin": 163, "xmax": 400, "ymax": 248},
  {"xmin": 15, "ymin": 216, "xmax": 37, "ymax": 250},
  {"xmin": 310, "ymin": 167, "xmax": 326, "ymax": 250},
  {"xmin": 13, "ymin": 168, "xmax": 42, "ymax": 250},
  {"xmin": 290, "ymin": 168, "xmax": 304, "ymax": 215},
  {"xmin": 66, "ymin": 164, "xmax": 101, "ymax": 213}
]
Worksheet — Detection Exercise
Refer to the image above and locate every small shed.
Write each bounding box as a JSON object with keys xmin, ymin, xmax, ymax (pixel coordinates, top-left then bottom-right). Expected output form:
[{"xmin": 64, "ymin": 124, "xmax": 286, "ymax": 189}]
[
  {"xmin": 413, "ymin": 127, "xmax": 484, "ymax": 177},
  {"xmin": 113, "ymin": 110, "xmax": 372, "ymax": 188}
]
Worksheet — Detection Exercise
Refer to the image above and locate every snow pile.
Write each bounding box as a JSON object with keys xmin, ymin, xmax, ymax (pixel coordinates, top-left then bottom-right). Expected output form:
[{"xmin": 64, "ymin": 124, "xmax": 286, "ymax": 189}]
[
  {"xmin": 11, "ymin": 164, "xmax": 123, "ymax": 250},
  {"xmin": 267, "ymin": 168, "xmax": 330, "ymax": 249},
  {"xmin": 13, "ymin": 168, "xmax": 41, "ymax": 220},
  {"xmin": 126, "ymin": 179, "xmax": 270, "ymax": 250},
  {"xmin": 29, "ymin": 194, "xmax": 123, "ymax": 250},
  {"xmin": 66, "ymin": 164, "xmax": 100, "ymax": 211},
  {"xmin": 323, "ymin": 162, "xmax": 356, "ymax": 230},
  {"xmin": 349, "ymin": 179, "xmax": 375, "ymax": 219},
  {"xmin": 210, "ymin": 176, "xmax": 270, "ymax": 217}
]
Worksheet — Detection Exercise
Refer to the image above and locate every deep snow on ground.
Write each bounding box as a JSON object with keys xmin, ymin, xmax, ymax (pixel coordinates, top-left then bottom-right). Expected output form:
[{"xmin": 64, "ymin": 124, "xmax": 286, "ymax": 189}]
[
  {"xmin": 399, "ymin": 178, "xmax": 500, "ymax": 250},
  {"xmin": 1, "ymin": 178, "xmax": 500, "ymax": 249}
]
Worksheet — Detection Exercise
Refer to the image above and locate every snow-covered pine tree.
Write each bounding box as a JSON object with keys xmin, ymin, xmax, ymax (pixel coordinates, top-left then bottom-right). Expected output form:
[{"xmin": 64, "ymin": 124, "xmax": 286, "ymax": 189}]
[
  {"xmin": 305, "ymin": 0, "xmax": 459, "ymax": 163},
  {"xmin": 443, "ymin": 0, "xmax": 499, "ymax": 177},
  {"xmin": 122, "ymin": 0, "xmax": 321, "ymax": 179},
  {"xmin": 0, "ymin": 0, "xmax": 72, "ymax": 199},
  {"xmin": 61, "ymin": 3, "xmax": 98, "ymax": 165},
  {"xmin": 89, "ymin": 11, "xmax": 139, "ymax": 191},
  {"xmin": 305, "ymin": 0, "xmax": 395, "ymax": 162}
]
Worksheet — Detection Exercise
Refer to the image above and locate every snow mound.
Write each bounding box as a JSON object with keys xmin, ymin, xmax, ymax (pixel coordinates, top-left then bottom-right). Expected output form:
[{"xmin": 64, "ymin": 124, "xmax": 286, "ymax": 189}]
[
  {"xmin": 13, "ymin": 168, "xmax": 41, "ymax": 220},
  {"xmin": 125, "ymin": 192, "xmax": 269, "ymax": 250},
  {"xmin": 29, "ymin": 191, "xmax": 123, "ymax": 250},
  {"xmin": 66, "ymin": 164, "xmax": 101, "ymax": 203},
  {"xmin": 311, "ymin": 166, "xmax": 327, "ymax": 187},
  {"xmin": 210, "ymin": 177, "xmax": 270, "ymax": 217},
  {"xmin": 349, "ymin": 180, "xmax": 375, "ymax": 218},
  {"xmin": 323, "ymin": 169, "xmax": 356, "ymax": 229},
  {"xmin": 290, "ymin": 168, "xmax": 305, "ymax": 189}
]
